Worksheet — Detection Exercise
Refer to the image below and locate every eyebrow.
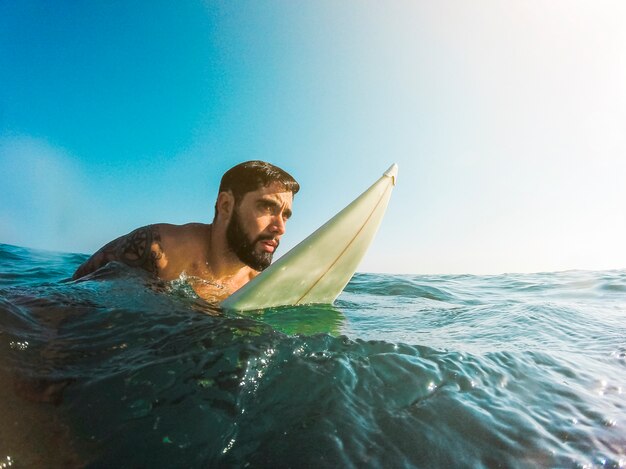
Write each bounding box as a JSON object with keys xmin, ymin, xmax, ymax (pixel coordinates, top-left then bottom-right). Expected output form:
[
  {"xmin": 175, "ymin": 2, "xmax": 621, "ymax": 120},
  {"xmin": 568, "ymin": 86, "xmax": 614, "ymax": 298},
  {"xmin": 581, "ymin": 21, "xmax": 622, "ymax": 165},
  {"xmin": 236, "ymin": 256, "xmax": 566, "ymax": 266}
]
[{"xmin": 259, "ymin": 197, "xmax": 292, "ymax": 219}]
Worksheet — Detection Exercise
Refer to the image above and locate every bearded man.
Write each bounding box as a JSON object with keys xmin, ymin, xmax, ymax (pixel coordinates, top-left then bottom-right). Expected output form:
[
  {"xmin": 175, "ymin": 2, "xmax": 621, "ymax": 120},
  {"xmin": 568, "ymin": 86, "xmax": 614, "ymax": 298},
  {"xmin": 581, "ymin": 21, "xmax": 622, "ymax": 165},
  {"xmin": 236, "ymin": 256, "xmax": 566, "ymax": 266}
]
[{"xmin": 72, "ymin": 161, "xmax": 299, "ymax": 300}]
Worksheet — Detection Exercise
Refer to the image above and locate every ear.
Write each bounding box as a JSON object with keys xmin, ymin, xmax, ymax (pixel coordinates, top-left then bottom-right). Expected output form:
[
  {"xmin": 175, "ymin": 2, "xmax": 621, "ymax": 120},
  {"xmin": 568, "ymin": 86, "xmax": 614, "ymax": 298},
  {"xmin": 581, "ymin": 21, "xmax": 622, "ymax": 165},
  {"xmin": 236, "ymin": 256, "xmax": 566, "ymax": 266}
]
[{"xmin": 216, "ymin": 191, "xmax": 235, "ymax": 222}]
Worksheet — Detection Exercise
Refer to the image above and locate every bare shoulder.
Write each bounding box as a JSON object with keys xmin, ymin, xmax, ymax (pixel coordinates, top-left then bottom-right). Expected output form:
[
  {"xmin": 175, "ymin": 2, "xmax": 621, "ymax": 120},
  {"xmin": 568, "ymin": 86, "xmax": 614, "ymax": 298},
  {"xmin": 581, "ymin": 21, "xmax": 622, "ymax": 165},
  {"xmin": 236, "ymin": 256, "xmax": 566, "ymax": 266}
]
[
  {"xmin": 72, "ymin": 225, "xmax": 165, "ymax": 280},
  {"xmin": 155, "ymin": 223, "xmax": 208, "ymax": 239},
  {"xmin": 115, "ymin": 225, "xmax": 163, "ymax": 267}
]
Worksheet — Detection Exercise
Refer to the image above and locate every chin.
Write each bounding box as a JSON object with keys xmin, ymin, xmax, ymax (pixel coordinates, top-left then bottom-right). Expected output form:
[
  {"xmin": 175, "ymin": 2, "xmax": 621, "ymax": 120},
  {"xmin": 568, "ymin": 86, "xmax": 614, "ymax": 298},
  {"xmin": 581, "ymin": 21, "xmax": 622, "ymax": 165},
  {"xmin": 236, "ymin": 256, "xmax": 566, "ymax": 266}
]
[{"xmin": 253, "ymin": 253, "xmax": 273, "ymax": 271}]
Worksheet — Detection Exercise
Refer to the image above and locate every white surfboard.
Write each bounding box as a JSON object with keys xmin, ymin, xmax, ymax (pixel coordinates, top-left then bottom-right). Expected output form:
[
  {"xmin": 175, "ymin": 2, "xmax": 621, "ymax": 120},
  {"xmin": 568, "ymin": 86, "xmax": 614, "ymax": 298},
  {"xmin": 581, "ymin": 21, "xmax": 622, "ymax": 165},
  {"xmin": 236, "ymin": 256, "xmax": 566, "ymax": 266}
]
[{"xmin": 220, "ymin": 163, "xmax": 398, "ymax": 311}]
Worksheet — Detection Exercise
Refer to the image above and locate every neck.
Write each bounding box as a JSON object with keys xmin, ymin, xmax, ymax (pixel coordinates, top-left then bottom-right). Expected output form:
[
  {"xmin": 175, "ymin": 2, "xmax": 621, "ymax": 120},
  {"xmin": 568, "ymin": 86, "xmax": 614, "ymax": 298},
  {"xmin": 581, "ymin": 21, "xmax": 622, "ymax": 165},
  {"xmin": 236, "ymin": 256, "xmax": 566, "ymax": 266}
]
[{"xmin": 205, "ymin": 224, "xmax": 250, "ymax": 281}]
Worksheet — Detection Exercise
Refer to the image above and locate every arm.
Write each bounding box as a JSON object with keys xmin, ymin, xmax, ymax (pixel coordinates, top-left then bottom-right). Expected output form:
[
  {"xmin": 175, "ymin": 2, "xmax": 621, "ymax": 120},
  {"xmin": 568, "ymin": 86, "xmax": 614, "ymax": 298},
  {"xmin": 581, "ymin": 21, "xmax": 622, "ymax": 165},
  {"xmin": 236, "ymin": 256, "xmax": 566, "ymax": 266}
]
[{"xmin": 72, "ymin": 225, "xmax": 163, "ymax": 280}]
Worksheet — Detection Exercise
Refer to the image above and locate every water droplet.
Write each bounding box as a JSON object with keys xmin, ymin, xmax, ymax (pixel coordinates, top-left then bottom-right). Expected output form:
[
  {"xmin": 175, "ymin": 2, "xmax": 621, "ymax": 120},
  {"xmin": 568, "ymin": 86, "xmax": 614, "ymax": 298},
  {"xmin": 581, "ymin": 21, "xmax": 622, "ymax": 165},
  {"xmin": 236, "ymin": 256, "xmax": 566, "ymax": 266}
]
[
  {"xmin": 222, "ymin": 438, "xmax": 236, "ymax": 454},
  {"xmin": 603, "ymin": 418, "xmax": 617, "ymax": 427}
]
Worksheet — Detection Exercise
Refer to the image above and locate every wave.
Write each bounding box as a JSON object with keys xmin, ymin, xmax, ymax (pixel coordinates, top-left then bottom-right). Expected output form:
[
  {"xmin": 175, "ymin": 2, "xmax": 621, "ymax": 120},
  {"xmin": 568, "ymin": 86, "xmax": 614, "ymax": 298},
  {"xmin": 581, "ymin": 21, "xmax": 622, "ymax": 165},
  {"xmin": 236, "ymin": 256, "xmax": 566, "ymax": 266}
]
[{"xmin": 0, "ymin": 243, "xmax": 625, "ymax": 467}]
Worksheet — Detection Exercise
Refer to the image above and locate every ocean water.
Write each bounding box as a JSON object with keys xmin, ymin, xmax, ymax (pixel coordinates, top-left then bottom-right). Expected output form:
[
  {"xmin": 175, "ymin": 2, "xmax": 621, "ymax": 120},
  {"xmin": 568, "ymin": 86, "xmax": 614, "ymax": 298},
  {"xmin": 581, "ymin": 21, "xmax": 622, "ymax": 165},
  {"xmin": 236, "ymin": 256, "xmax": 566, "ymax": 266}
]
[{"xmin": 0, "ymin": 242, "xmax": 624, "ymax": 468}]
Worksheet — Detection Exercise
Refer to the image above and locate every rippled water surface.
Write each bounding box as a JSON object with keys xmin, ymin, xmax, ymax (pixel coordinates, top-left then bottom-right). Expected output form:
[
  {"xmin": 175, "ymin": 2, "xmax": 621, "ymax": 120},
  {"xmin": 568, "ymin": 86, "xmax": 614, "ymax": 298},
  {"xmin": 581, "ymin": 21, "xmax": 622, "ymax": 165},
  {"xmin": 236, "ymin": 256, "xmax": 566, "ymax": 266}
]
[{"xmin": 0, "ymin": 243, "xmax": 625, "ymax": 468}]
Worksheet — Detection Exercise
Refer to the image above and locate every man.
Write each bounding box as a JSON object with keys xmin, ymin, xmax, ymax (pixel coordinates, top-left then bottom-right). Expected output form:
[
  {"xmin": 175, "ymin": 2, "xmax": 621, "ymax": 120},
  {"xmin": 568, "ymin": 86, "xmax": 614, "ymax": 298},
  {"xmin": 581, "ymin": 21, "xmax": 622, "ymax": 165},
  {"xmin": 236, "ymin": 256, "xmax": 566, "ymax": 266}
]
[{"xmin": 72, "ymin": 161, "xmax": 299, "ymax": 300}]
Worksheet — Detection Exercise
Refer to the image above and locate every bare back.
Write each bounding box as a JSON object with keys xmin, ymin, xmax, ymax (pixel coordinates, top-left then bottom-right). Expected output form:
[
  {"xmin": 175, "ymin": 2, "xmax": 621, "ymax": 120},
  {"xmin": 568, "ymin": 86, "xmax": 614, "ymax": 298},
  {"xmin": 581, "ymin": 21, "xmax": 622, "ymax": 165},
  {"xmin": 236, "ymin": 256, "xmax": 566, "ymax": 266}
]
[
  {"xmin": 71, "ymin": 223, "xmax": 212, "ymax": 278},
  {"xmin": 71, "ymin": 223, "xmax": 255, "ymax": 300}
]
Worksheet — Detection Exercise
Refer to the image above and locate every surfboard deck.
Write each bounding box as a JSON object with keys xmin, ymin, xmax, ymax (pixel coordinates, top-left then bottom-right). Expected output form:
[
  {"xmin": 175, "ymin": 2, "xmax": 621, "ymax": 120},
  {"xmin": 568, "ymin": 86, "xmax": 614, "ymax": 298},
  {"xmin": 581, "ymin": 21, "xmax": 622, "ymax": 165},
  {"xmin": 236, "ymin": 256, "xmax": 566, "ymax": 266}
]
[{"xmin": 221, "ymin": 163, "xmax": 398, "ymax": 311}]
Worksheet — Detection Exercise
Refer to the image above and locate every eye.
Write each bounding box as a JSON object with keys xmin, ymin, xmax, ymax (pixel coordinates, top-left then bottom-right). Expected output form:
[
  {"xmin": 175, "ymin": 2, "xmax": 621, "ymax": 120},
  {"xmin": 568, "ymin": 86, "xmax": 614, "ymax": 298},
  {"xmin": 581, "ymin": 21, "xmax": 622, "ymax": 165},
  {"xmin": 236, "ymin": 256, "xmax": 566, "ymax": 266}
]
[{"xmin": 258, "ymin": 201, "xmax": 274, "ymax": 213}]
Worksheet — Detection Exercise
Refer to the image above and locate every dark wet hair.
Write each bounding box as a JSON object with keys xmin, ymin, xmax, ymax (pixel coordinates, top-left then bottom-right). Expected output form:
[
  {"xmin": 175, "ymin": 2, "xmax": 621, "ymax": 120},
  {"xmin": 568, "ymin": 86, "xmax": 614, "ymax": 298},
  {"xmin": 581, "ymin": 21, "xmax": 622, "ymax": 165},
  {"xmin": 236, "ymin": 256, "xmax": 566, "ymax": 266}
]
[{"xmin": 214, "ymin": 161, "xmax": 299, "ymax": 218}]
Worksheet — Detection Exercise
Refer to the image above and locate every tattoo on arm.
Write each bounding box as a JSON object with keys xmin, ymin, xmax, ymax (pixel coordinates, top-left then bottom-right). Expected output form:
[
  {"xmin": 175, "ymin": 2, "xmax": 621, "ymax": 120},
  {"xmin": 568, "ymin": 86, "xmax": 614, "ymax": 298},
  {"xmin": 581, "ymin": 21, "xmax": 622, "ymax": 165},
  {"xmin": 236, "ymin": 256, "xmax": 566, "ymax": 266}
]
[{"xmin": 72, "ymin": 225, "xmax": 163, "ymax": 280}]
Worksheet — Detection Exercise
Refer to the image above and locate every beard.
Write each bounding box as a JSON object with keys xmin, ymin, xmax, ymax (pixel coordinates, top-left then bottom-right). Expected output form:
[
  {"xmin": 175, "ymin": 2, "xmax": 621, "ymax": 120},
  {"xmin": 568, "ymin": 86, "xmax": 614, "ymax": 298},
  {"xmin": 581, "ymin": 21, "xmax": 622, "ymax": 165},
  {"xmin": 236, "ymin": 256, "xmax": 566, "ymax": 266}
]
[{"xmin": 226, "ymin": 208, "xmax": 278, "ymax": 271}]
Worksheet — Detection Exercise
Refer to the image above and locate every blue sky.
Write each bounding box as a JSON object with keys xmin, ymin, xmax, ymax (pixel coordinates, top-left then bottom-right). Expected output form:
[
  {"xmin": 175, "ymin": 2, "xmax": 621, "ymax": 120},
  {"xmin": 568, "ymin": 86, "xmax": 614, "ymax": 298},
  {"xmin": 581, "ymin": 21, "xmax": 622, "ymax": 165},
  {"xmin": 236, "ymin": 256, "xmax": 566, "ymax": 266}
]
[{"xmin": 1, "ymin": 1, "xmax": 625, "ymax": 274}]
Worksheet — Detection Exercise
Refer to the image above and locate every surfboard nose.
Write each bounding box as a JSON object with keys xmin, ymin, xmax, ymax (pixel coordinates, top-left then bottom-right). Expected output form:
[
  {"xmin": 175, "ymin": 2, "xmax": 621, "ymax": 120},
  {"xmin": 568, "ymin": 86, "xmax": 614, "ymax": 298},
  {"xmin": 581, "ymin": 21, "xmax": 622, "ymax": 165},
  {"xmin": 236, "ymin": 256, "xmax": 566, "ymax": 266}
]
[{"xmin": 383, "ymin": 163, "xmax": 398, "ymax": 185}]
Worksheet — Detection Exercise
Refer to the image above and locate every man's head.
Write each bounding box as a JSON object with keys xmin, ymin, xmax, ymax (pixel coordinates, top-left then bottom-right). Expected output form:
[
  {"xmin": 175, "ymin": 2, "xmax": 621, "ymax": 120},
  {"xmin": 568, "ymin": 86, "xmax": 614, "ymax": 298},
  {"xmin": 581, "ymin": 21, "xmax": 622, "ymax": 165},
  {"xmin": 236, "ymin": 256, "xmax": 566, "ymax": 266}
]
[{"xmin": 215, "ymin": 161, "xmax": 299, "ymax": 271}]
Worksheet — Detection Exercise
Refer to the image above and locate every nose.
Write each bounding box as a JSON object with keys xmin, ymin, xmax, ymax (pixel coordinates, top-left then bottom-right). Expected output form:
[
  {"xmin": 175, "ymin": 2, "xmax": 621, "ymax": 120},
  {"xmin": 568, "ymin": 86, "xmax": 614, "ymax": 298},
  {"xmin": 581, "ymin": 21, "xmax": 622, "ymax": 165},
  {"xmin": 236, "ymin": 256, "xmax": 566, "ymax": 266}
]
[{"xmin": 270, "ymin": 214, "xmax": 286, "ymax": 236}]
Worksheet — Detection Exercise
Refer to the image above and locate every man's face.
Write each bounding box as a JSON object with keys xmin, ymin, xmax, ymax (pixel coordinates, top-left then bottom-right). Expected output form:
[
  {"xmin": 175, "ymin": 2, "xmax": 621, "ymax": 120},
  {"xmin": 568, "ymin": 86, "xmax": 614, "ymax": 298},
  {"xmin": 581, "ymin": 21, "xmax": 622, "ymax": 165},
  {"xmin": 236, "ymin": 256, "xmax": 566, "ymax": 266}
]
[{"xmin": 226, "ymin": 182, "xmax": 293, "ymax": 271}]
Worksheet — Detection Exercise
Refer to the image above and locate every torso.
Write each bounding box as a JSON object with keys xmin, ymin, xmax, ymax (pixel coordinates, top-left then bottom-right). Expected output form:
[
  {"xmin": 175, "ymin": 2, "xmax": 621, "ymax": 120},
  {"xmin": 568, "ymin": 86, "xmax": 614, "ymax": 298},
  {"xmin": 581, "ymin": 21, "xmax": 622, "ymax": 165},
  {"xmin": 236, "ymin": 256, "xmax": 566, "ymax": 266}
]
[{"xmin": 153, "ymin": 223, "xmax": 257, "ymax": 301}]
